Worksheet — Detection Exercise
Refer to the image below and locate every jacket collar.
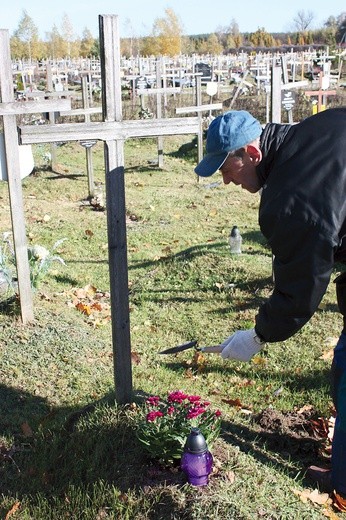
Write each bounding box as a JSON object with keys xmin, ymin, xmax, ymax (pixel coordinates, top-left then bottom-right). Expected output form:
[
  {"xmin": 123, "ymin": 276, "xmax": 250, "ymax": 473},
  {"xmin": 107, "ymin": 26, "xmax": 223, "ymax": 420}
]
[{"xmin": 256, "ymin": 123, "xmax": 291, "ymax": 186}]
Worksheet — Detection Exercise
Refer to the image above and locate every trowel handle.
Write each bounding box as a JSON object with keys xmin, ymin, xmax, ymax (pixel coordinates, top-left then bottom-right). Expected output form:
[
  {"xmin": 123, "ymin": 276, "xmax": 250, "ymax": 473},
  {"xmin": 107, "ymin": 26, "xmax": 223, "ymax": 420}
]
[{"xmin": 199, "ymin": 345, "xmax": 224, "ymax": 353}]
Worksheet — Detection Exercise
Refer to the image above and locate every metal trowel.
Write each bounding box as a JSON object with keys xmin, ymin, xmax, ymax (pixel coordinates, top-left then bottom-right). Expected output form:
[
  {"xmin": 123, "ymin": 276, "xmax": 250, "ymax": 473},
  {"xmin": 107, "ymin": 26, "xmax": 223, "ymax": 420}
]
[{"xmin": 159, "ymin": 340, "xmax": 223, "ymax": 355}]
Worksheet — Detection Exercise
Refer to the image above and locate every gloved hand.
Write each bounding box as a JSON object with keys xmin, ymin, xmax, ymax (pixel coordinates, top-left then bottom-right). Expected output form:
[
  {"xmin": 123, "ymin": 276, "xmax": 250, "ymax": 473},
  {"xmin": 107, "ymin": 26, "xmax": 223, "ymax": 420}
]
[{"xmin": 220, "ymin": 328, "xmax": 264, "ymax": 362}]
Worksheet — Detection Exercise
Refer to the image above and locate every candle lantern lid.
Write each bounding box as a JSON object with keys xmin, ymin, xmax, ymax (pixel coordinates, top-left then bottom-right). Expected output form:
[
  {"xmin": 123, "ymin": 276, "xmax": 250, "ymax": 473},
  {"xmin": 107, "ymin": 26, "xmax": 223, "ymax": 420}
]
[
  {"xmin": 184, "ymin": 427, "xmax": 208, "ymax": 454},
  {"xmin": 230, "ymin": 226, "xmax": 240, "ymax": 237}
]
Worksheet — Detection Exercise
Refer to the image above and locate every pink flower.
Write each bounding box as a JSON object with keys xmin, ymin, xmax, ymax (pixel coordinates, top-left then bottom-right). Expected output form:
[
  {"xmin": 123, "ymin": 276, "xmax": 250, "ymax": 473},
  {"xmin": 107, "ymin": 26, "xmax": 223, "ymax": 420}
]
[
  {"xmin": 168, "ymin": 390, "xmax": 188, "ymax": 404},
  {"xmin": 146, "ymin": 410, "xmax": 164, "ymax": 422},
  {"xmin": 186, "ymin": 406, "xmax": 206, "ymax": 419},
  {"xmin": 167, "ymin": 406, "xmax": 175, "ymax": 415},
  {"xmin": 215, "ymin": 410, "xmax": 222, "ymax": 417},
  {"xmin": 146, "ymin": 395, "xmax": 160, "ymax": 407},
  {"xmin": 187, "ymin": 395, "xmax": 201, "ymax": 403}
]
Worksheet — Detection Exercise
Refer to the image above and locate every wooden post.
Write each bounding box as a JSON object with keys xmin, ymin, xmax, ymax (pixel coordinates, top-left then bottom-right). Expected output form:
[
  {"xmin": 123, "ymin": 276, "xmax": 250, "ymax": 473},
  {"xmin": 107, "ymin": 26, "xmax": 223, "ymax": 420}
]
[
  {"xmin": 281, "ymin": 56, "xmax": 293, "ymax": 124},
  {"xmin": 0, "ymin": 30, "xmax": 33, "ymax": 323},
  {"xmin": 195, "ymin": 76, "xmax": 203, "ymax": 165},
  {"xmin": 46, "ymin": 63, "xmax": 58, "ymax": 171},
  {"xmin": 156, "ymin": 60, "xmax": 164, "ymax": 168},
  {"xmin": 99, "ymin": 14, "xmax": 133, "ymax": 404},
  {"xmin": 81, "ymin": 75, "xmax": 95, "ymax": 197},
  {"xmin": 271, "ymin": 59, "xmax": 282, "ymax": 123}
]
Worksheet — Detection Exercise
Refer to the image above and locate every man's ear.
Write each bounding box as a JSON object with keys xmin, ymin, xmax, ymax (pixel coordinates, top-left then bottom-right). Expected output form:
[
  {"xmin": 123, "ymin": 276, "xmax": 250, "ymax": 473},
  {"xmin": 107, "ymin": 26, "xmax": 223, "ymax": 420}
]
[{"xmin": 246, "ymin": 145, "xmax": 262, "ymax": 165}]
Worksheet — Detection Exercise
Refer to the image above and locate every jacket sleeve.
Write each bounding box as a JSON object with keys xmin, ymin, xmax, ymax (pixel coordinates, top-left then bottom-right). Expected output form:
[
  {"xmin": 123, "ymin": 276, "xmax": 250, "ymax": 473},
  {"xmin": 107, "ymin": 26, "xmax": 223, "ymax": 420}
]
[{"xmin": 255, "ymin": 215, "xmax": 336, "ymax": 342}]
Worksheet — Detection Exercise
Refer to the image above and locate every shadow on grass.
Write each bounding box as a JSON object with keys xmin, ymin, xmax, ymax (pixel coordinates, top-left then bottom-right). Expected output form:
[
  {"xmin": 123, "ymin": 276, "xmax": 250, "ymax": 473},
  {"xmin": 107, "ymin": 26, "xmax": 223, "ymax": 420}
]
[
  {"xmin": 0, "ymin": 296, "xmax": 21, "ymax": 317},
  {"xmin": 0, "ymin": 378, "xmax": 330, "ymax": 518},
  {"xmin": 220, "ymin": 415, "xmax": 324, "ymax": 486},
  {"xmin": 0, "ymin": 384, "xmax": 184, "ymax": 500}
]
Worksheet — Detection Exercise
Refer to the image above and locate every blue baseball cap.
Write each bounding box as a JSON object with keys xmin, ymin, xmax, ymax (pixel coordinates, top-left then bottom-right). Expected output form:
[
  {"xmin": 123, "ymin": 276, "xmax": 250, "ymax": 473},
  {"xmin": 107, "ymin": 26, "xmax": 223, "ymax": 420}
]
[{"xmin": 195, "ymin": 110, "xmax": 262, "ymax": 177}]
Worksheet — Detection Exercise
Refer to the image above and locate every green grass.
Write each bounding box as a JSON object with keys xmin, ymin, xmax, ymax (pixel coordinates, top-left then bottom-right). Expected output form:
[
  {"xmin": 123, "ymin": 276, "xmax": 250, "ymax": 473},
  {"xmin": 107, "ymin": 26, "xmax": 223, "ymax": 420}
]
[{"xmin": 0, "ymin": 135, "xmax": 344, "ymax": 519}]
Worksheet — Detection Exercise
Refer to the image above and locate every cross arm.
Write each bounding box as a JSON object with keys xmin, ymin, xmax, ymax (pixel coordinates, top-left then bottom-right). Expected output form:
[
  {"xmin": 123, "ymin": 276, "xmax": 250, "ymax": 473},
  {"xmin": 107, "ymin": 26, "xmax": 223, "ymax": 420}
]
[
  {"xmin": 19, "ymin": 117, "xmax": 200, "ymax": 145},
  {"xmin": 176, "ymin": 103, "xmax": 222, "ymax": 114},
  {"xmin": 0, "ymin": 98, "xmax": 71, "ymax": 116}
]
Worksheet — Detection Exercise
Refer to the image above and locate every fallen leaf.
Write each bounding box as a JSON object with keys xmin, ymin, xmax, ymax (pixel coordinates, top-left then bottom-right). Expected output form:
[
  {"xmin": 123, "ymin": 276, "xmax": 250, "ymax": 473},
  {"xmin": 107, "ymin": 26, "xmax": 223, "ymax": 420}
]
[
  {"xmin": 320, "ymin": 350, "xmax": 334, "ymax": 361},
  {"xmin": 224, "ymin": 470, "xmax": 235, "ymax": 483},
  {"xmin": 323, "ymin": 337, "xmax": 339, "ymax": 347},
  {"xmin": 308, "ymin": 488, "xmax": 331, "ymax": 505},
  {"xmin": 75, "ymin": 302, "xmax": 92, "ymax": 315},
  {"xmin": 252, "ymin": 355, "xmax": 266, "ymax": 366},
  {"xmin": 131, "ymin": 352, "xmax": 141, "ymax": 365},
  {"xmin": 292, "ymin": 487, "xmax": 331, "ymax": 506},
  {"xmin": 322, "ymin": 506, "xmax": 342, "ymax": 518},
  {"xmin": 5, "ymin": 501, "xmax": 20, "ymax": 519},
  {"xmin": 84, "ymin": 284, "xmax": 97, "ymax": 297},
  {"xmin": 85, "ymin": 229, "xmax": 94, "ymax": 238},
  {"xmin": 297, "ymin": 404, "xmax": 314, "ymax": 414},
  {"xmin": 328, "ymin": 416, "xmax": 336, "ymax": 442},
  {"xmin": 239, "ymin": 408, "xmax": 253, "ymax": 415},
  {"xmin": 21, "ymin": 422, "xmax": 33, "ymax": 437},
  {"xmin": 75, "ymin": 288, "xmax": 87, "ymax": 299},
  {"xmin": 310, "ymin": 417, "xmax": 329, "ymax": 439},
  {"xmin": 222, "ymin": 398, "xmax": 243, "ymax": 408},
  {"xmin": 183, "ymin": 368, "xmax": 195, "ymax": 379},
  {"xmin": 90, "ymin": 302, "xmax": 102, "ymax": 312}
]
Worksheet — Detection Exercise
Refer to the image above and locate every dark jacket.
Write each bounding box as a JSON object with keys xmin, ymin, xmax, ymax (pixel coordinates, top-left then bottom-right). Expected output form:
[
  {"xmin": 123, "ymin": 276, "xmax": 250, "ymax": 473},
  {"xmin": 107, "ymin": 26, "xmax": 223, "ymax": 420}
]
[{"xmin": 254, "ymin": 108, "xmax": 346, "ymax": 342}]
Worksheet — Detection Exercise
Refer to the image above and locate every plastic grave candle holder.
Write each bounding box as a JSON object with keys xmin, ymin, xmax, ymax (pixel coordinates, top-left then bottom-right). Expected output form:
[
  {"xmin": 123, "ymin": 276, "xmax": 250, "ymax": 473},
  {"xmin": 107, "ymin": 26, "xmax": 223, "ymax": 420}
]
[{"xmin": 180, "ymin": 427, "xmax": 213, "ymax": 486}]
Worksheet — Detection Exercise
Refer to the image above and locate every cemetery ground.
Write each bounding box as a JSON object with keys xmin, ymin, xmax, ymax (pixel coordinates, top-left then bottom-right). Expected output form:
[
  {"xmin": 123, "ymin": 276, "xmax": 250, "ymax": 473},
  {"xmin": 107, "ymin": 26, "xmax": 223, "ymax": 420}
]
[{"xmin": 0, "ymin": 134, "xmax": 345, "ymax": 519}]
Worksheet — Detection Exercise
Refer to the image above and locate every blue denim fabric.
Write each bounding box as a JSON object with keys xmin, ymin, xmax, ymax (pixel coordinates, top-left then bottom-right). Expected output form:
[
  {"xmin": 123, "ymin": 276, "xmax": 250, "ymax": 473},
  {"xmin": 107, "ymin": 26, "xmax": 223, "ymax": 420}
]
[{"xmin": 331, "ymin": 333, "xmax": 346, "ymax": 495}]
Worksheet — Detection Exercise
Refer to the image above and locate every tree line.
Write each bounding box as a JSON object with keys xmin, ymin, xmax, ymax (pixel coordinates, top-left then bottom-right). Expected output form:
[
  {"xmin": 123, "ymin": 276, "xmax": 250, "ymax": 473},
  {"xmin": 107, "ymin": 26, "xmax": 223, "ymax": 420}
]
[{"xmin": 10, "ymin": 8, "xmax": 346, "ymax": 60}]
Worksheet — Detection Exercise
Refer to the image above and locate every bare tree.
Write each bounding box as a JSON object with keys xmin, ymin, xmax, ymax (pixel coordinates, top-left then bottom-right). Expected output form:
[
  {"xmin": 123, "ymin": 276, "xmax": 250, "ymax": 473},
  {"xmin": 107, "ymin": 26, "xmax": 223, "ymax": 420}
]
[
  {"xmin": 293, "ymin": 10, "xmax": 315, "ymax": 31},
  {"xmin": 61, "ymin": 13, "xmax": 74, "ymax": 58}
]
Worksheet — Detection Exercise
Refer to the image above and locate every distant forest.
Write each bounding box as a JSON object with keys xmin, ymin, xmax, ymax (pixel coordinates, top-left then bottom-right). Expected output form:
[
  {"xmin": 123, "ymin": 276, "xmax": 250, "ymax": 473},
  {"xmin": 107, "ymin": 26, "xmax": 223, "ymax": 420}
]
[{"xmin": 9, "ymin": 8, "xmax": 346, "ymax": 59}]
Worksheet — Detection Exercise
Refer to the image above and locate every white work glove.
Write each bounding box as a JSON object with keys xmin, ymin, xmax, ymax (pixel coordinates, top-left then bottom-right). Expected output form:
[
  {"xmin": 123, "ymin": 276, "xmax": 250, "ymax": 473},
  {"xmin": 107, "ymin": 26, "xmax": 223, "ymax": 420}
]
[{"xmin": 220, "ymin": 328, "xmax": 264, "ymax": 362}]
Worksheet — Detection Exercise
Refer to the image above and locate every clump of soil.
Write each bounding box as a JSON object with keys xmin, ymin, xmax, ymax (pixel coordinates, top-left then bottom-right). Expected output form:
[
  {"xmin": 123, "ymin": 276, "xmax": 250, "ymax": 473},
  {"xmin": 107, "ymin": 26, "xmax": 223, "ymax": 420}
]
[
  {"xmin": 255, "ymin": 407, "xmax": 315, "ymax": 437},
  {"xmin": 252, "ymin": 407, "xmax": 329, "ymax": 463}
]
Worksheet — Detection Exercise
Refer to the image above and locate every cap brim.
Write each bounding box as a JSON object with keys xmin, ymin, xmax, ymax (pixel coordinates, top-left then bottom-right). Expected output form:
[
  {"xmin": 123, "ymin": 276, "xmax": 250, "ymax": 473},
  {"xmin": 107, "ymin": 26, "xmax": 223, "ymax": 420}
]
[{"xmin": 194, "ymin": 151, "xmax": 228, "ymax": 177}]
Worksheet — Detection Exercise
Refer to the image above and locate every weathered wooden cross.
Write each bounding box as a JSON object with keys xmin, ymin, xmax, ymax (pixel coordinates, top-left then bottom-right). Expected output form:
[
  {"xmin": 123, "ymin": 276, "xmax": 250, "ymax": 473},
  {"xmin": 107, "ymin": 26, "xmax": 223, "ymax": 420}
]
[
  {"xmin": 1, "ymin": 15, "xmax": 200, "ymax": 404},
  {"xmin": 0, "ymin": 30, "xmax": 71, "ymax": 324}
]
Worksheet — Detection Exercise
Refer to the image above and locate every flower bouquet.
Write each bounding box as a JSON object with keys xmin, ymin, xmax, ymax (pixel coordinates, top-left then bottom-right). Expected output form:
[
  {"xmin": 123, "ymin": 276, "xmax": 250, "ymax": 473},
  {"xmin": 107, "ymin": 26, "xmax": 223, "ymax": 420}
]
[{"xmin": 136, "ymin": 390, "xmax": 221, "ymax": 463}]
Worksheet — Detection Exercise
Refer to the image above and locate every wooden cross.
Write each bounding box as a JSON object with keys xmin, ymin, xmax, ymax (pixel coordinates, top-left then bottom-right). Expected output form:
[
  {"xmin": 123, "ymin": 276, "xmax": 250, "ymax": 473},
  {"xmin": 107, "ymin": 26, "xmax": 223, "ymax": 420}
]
[
  {"xmin": 304, "ymin": 73, "xmax": 336, "ymax": 113},
  {"xmin": 2, "ymin": 16, "xmax": 200, "ymax": 404},
  {"xmin": 0, "ymin": 29, "xmax": 71, "ymax": 324}
]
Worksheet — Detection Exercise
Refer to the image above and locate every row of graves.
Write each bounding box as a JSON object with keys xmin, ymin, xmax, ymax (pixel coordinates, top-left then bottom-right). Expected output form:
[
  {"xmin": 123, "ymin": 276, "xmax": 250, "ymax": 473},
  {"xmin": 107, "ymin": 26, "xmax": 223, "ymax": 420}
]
[
  {"xmin": 1, "ymin": 22, "xmax": 344, "ymax": 401},
  {"xmin": 13, "ymin": 46, "xmax": 344, "ymax": 98}
]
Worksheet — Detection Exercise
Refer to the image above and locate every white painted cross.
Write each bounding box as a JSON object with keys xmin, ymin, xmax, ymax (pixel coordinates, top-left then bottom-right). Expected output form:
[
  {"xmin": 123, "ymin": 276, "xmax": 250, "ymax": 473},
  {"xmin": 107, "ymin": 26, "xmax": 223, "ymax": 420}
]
[{"xmin": 3, "ymin": 16, "xmax": 200, "ymax": 404}]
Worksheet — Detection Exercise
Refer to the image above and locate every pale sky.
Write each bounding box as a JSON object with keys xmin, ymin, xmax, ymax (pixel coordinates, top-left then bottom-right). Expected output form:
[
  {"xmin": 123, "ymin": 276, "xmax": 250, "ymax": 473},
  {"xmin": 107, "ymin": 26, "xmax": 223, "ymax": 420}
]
[{"xmin": 1, "ymin": 0, "xmax": 345, "ymax": 39}]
